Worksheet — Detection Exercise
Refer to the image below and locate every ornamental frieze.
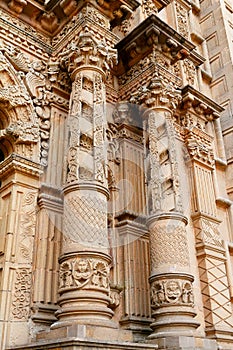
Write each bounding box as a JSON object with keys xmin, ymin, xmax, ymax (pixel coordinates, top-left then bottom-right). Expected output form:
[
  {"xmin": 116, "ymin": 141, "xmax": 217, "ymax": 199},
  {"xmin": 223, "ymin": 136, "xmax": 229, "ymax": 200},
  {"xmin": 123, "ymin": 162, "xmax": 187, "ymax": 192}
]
[
  {"xmin": 151, "ymin": 278, "xmax": 194, "ymax": 308},
  {"xmin": 59, "ymin": 257, "xmax": 110, "ymax": 292}
]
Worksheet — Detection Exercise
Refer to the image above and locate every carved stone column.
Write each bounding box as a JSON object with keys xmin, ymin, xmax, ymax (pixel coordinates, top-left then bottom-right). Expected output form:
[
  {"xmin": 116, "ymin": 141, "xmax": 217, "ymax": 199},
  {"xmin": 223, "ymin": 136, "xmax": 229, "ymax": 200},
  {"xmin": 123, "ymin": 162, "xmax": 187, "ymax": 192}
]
[
  {"xmin": 133, "ymin": 77, "xmax": 200, "ymax": 341},
  {"xmin": 53, "ymin": 27, "xmax": 117, "ymax": 328}
]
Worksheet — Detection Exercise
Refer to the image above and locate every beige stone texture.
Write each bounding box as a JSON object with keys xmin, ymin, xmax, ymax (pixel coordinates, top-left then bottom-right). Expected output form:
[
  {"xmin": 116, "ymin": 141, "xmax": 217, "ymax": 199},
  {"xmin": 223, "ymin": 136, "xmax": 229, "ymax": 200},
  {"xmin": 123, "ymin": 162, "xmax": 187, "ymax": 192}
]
[{"xmin": 0, "ymin": 0, "xmax": 233, "ymax": 349}]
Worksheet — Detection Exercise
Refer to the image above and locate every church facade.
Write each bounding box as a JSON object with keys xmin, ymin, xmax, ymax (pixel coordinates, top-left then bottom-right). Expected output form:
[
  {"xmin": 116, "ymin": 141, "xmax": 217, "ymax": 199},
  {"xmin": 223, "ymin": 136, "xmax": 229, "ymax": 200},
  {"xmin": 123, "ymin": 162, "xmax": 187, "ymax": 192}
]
[{"xmin": 0, "ymin": 0, "xmax": 233, "ymax": 349}]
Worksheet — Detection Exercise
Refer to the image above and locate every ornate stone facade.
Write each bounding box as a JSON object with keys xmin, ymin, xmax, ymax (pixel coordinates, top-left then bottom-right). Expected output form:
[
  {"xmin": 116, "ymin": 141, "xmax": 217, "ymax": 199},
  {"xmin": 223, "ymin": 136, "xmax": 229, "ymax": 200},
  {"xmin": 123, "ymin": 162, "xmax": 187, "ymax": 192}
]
[{"xmin": 0, "ymin": 1, "xmax": 233, "ymax": 350}]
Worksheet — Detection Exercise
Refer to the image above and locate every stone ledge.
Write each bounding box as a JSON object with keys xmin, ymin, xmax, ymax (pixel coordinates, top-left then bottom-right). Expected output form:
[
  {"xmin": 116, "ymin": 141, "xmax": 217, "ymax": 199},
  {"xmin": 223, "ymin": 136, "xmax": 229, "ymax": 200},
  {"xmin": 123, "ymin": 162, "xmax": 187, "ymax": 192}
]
[{"xmin": 7, "ymin": 337, "xmax": 158, "ymax": 350}]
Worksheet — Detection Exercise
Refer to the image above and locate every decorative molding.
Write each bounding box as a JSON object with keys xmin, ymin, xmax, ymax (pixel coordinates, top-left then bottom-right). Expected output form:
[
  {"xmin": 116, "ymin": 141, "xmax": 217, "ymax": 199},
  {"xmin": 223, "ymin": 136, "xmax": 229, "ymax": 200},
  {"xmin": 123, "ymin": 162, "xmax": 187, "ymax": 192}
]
[{"xmin": 59, "ymin": 28, "xmax": 117, "ymax": 79}]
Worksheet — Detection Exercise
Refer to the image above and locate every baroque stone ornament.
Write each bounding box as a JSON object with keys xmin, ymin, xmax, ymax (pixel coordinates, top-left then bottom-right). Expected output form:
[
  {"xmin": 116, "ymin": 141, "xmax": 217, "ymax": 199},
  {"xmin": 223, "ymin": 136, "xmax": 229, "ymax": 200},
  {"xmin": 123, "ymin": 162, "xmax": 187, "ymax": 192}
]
[
  {"xmin": 11, "ymin": 269, "xmax": 32, "ymax": 320},
  {"xmin": 151, "ymin": 277, "xmax": 194, "ymax": 308},
  {"xmin": 59, "ymin": 28, "xmax": 117, "ymax": 79},
  {"xmin": 148, "ymin": 273, "xmax": 199, "ymax": 340},
  {"xmin": 1, "ymin": 0, "xmax": 233, "ymax": 348},
  {"xmin": 130, "ymin": 75, "xmax": 182, "ymax": 111},
  {"xmin": 54, "ymin": 251, "xmax": 113, "ymax": 327},
  {"xmin": 59, "ymin": 257, "xmax": 110, "ymax": 291}
]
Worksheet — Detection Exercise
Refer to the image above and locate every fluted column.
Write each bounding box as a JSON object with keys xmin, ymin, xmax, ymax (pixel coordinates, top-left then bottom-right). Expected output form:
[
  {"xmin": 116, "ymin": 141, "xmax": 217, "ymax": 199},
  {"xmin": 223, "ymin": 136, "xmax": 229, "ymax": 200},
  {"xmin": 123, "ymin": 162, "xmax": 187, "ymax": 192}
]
[
  {"xmin": 53, "ymin": 27, "xmax": 117, "ymax": 328},
  {"xmin": 133, "ymin": 77, "xmax": 200, "ymax": 340}
]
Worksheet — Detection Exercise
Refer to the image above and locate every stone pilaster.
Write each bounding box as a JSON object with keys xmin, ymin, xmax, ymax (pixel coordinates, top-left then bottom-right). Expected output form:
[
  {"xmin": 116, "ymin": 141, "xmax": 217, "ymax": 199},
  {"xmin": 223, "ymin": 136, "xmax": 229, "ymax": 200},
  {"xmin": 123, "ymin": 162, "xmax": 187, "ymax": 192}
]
[{"xmin": 181, "ymin": 90, "xmax": 233, "ymax": 342}]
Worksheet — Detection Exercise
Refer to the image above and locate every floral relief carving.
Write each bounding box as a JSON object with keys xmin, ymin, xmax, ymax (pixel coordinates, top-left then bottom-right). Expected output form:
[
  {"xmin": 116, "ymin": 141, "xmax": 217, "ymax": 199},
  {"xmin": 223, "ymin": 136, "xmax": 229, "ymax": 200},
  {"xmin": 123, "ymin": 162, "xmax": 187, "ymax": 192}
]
[
  {"xmin": 59, "ymin": 257, "xmax": 110, "ymax": 291},
  {"xmin": 151, "ymin": 278, "xmax": 194, "ymax": 308},
  {"xmin": 12, "ymin": 268, "xmax": 31, "ymax": 320},
  {"xmin": 59, "ymin": 28, "xmax": 117, "ymax": 76},
  {"xmin": 0, "ymin": 44, "xmax": 56, "ymax": 165},
  {"xmin": 183, "ymin": 58, "xmax": 196, "ymax": 85},
  {"xmin": 93, "ymin": 74, "xmax": 107, "ymax": 185},
  {"xmin": 184, "ymin": 127, "xmax": 214, "ymax": 167},
  {"xmin": 130, "ymin": 75, "xmax": 182, "ymax": 111}
]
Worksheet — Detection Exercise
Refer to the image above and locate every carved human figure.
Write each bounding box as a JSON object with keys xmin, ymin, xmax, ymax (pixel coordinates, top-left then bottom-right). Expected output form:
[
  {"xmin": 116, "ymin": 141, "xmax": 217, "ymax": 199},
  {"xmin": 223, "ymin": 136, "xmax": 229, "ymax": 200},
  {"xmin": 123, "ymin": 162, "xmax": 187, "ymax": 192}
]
[
  {"xmin": 182, "ymin": 282, "xmax": 194, "ymax": 304},
  {"xmin": 73, "ymin": 259, "xmax": 91, "ymax": 287},
  {"xmin": 165, "ymin": 280, "xmax": 182, "ymax": 303}
]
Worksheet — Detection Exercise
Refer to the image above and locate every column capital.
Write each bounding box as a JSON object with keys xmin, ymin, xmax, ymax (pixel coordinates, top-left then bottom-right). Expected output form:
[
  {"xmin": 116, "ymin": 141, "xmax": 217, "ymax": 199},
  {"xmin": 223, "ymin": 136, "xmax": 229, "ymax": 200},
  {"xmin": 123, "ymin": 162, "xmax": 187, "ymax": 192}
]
[
  {"xmin": 60, "ymin": 28, "xmax": 117, "ymax": 80},
  {"xmin": 130, "ymin": 76, "xmax": 182, "ymax": 112}
]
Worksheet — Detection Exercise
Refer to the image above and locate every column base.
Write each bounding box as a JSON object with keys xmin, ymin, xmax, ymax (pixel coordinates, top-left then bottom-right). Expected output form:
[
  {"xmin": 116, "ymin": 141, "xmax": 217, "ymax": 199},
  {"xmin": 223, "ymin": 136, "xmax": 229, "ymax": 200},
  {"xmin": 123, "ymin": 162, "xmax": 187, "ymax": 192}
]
[
  {"xmin": 148, "ymin": 335, "xmax": 218, "ymax": 350},
  {"xmin": 11, "ymin": 324, "xmax": 159, "ymax": 350},
  {"xmin": 9, "ymin": 334, "xmax": 219, "ymax": 350}
]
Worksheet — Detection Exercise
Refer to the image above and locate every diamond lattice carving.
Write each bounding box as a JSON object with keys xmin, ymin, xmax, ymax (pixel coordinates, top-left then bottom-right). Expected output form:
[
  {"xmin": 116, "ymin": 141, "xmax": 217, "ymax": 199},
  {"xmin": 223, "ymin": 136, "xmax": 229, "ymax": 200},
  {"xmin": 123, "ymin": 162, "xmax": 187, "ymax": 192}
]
[{"xmin": 198, "ymin": 256, "xmax": 233, "ymax": 328}]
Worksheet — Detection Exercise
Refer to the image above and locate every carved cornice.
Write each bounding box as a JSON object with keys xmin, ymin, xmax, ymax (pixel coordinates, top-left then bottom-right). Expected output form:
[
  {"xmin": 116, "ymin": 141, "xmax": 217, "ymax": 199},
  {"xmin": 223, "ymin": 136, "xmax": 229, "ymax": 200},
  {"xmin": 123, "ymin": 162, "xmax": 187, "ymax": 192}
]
[
  {"xmin": 116, "ymin": 14, "xmax": 204, "ymax": 74},
  {"xmin": 181, "ymin": 85, "xmax": 224, "ymax": 116},
  {"xmin": 0, "ymin": 0, "xmax": 140, "ymax": 37},
  {"xmin": 0, "ymin": 153, "xmax": 43, "ymax": 179},
  {"xmin": 178, "ymin": 87, "xmax": 224, "ymax": 155}
]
